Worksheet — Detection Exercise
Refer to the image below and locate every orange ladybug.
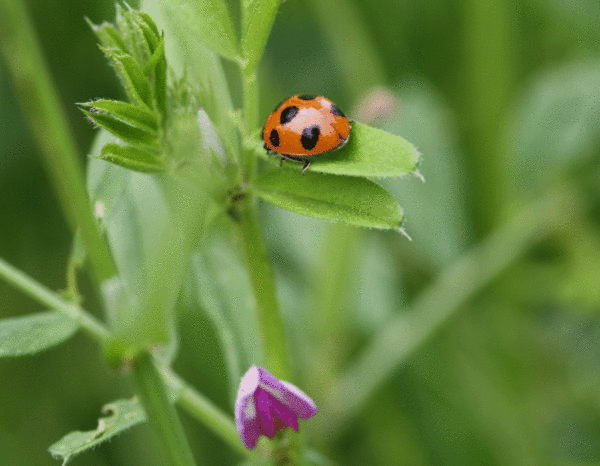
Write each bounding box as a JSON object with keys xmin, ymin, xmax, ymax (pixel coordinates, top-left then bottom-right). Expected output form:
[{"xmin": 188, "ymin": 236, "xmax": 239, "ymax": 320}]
[{"xmin": 262, "ymin": 95, "xmax": 351, "ymax": 173}]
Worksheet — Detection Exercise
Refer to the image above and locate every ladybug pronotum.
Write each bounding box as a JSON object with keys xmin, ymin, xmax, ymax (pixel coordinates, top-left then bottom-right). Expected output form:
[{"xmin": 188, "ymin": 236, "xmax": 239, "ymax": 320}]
[{"xmin": 262, "ymin": 94, "xmax": 351, "ymax": 174}]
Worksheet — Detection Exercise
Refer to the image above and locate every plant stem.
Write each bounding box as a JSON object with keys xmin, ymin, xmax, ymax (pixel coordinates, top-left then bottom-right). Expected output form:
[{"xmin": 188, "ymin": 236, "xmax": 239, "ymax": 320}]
[
  {"xmin": 132, "ymin": 353, "xmax": 197, "ymax": 466},
  {"xmin": 241, "ymin": 69, "xmax": 259, "ymax": 181},
  {"xmin": 239, "ymin": 64, "xmax": 291, "ymax": 380},
  {"xmin": 315, "ymin": 185, "xmax": 580, "ymax": 438},
  {"xmin": 463, "ymin": 0, "xmax": 516, "ymax": 235},
  {"xmin": 236, "ymin": 196, "xmax": 291, "ymax": 381},
  {"xmin": 0, "ymin": 257, "xmax": 110, "ymax": 343},
  {"xmin": 164, "ymin": 369, "xmax": 250, "ymax": 457},
  {"xmin": 0, "ymin": 0, "xmax": 116, "ymax": 285}
]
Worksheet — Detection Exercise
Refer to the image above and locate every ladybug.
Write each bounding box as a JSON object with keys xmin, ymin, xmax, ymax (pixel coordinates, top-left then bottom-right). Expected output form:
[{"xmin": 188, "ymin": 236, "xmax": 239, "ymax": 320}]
[{"xmin": 262, "ymin": 94, "xmax": 351, "ymax": 174}]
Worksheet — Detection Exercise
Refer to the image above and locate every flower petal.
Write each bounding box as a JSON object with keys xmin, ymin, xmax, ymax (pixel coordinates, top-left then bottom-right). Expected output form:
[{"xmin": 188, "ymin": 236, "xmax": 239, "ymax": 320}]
[
  {"xmin": 256, "ymin": 368, "xmax": 316, "ymax": 418},
  {"xmin": 278, "ymin": 380, "xmax": 318, "ymax": 419},
  {"xmin": 255, "ymin": 388, "xmax": 276, "ymax": 438},
  {"xmin": 239, "ymin": 416, "xmax": 261, "ymax": 449},
  {"xmin": 268, "ymin": 394, "xmax": 299, "ymax": 432},
  {"xmin": 236, "ymin": 395, "xmax": 261, "ymax": 449},
  {"xmin": 235, "ymin": 366, "xmax": 262, "ymax": 449}
]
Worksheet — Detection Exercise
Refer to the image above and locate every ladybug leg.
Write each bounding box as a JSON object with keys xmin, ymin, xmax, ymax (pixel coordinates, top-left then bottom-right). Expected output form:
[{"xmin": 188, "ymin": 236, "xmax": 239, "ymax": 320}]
[
  {"xmin": 301, "ymin": 160, "xmax": 310, "ymax": 174},
  {"xmin": 278, "ymin": 154, "xmax": 310, "ymax": 173}
]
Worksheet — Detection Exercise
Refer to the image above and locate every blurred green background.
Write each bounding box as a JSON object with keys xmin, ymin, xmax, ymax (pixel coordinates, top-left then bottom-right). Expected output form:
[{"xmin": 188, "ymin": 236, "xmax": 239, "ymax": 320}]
[{"xmin": 2, "ymin": 0, "xmax": 600, "ymax": 465}]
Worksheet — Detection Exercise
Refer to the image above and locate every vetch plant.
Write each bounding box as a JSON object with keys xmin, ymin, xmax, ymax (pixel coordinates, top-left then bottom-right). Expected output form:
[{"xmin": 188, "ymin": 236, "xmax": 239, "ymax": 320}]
[
  {"xmin": 1, "ymin": 0, "xmax": 596, "ymax": 463},
  {"xmin": 0, "ymin": 0, "xmax": 419, "ymax": 464}
]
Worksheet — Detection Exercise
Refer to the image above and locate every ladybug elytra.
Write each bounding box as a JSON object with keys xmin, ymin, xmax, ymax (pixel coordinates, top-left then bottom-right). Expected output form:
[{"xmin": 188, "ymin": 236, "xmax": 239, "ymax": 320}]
[{"xmin": 262, "ymin": 94, "xmax": 351, "ymax": 174}]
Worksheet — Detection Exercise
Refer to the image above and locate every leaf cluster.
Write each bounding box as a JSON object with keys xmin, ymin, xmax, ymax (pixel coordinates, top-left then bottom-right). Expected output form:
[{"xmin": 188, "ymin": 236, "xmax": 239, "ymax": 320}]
[{"xmin": 80, "ymin": 6, "xmax": 167, "ymax": 173}]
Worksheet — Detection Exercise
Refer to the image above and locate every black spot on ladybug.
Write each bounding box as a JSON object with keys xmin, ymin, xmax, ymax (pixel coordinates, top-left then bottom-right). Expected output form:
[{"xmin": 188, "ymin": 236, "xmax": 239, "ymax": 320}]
[
  {"xmin": 300, "ymin": 125, "xmax": 320, "ymax": 150},
  {"xmin": 298, "ymin": 94, "xmax": 316, "ymax": 100},
  {"xmin": 280, "ymin": 106, "xmax": 299, "ymax": 125},
  {"xmin": 331, "ymin": 104, "xmax": 346, "ymax": 118},
  {"xmin": 269, "ymin": 129, "xmax": 280, "ymax": 147}
]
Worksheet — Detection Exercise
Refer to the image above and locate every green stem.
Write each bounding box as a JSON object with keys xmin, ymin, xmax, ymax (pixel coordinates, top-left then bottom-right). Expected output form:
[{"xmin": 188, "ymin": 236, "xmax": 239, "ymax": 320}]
[
  {"xmin": 315, "ymin": 185, "xmax": 580, "ymax": 438},
  {"xmin": 164, "ymin": 369, "xmax": 250, "ymax": 457},
  {"xmin": 241, "ymin": 69, "xmax": 259, "ymax": 180},
  {"xmin": 463, "ymin": 0, "xmax": 516, "ymax": 235},
  {"xmin": 0, "ymin": 0, "xmax": 116, "ymax": 285},
  {"xmin": 0, "ymin": 257, "xmax": 110, "ymax": 343},
  {"xmin": 132, "ymin": 353, "xmax": 197, "ymax": 466},
  {"xmin": 239, "ymin": 63, "xmax": 291, "ymax": 380},
  {"xmin": 236, "ymin": 196, "xmax": 291, "ymax": 381}
]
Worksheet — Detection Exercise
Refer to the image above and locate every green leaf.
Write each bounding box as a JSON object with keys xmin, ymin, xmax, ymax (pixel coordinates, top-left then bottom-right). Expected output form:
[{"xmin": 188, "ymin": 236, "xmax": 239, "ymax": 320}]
[
  {"xmin": 141, "ymin": 32, "xmax": 168, "ymax": 115},
  {"xmin": 86, "ymin": 19, "xmax": 128, "ymax": 53},
  {"xmin": 137, "ymin": 12, "xmax": 161, "ymax": 38},
  {"xmin": 86, "ymin": 130, "xmax": 129, "ymax": 218},
  {"xmin": 81, "ymin": 109, "xmax": 158, "ymax": 147},
  {"xmin": 48, "ymin": 384, "xmax": 183, "ymax": 463},
  {"xmin": 154, "ymin": 40, "xmax": 167, "ymax": 116},
  {"xmin": 135, "ymin": 15, "xmax": 160, "ymax": 53},
  {"xmin": 253, "ymin": 168, "xmax": 404, "ymax": 230},
  {"xmin": 0, "ymin": 311, "xmax": 79, "ymax": 357},
  {"xmin": 142, "ymin": 31, "xmax": 165, "ymax": 75},
  {"xmin": 79, "ymin": 100, "xmax": 158, "ymax": 132},
  {"xmin": 99, "ymin": 144, "xmax": 166, "ymax": 173},
  {"xmin": 257, "ymin": 122, "xmax": 420, "ymax": 177},
  {"xmin": 100, "ymin": 173, "xmax": 180, "ymax": 354},
  {"xmin": 86, "ymin": 131, "xmax": 219, "ymax": 359},
  {"xmin": 131, "ymin": 14, "xmax": 167, "ymax": 115},
  {"xmin": 115, "ymin": 6, "xmax": 152, "ymax": 66},
  {"xmin": 157, "ymin": 0, "xmax": 239, "ymax": 61},
  {"xmin": 241, "ymin": 0, "xmax": 280, "ymax": 73},
  {"xmin": 101, "ymin": 48, "xmax": 152, "ymax": 108},
  {"xmin": 48, "ymin": 398, "xmax": 146, "ymax": 464}
]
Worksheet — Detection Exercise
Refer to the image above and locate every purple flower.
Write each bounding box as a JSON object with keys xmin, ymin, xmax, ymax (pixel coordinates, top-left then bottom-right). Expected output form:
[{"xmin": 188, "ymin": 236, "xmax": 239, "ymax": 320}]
[{"xmin": 235, "ymin": 365, "xmax": 318, "ymax": 450}]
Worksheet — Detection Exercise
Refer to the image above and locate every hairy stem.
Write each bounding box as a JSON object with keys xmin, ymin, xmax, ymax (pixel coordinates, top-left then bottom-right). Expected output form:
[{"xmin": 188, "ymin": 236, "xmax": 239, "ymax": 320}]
[
  {"xmin": 242, "ymin": 69, "xmax": 259, "ymax": 180},
  {"xmin": 0, "ymin": 257, "xmax": 110, "ymax": 343},
  {"xmin": 132, "ymin": 353, "xmax": 197, "ymax": 466},
  {"xmin": 236, "ymin": 196, "xmax": 291, "ymax": 381}
]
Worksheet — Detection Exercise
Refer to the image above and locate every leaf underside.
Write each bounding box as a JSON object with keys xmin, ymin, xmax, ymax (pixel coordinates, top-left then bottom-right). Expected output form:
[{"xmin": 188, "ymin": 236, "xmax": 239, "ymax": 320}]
[
  {"xmin": 253, "ymin": 167, "xmax": 404, "ymax": 230},
  {"xmin": 0, "ymin": 311, "xmax": 79, "ymax": 357}
]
